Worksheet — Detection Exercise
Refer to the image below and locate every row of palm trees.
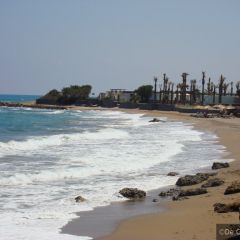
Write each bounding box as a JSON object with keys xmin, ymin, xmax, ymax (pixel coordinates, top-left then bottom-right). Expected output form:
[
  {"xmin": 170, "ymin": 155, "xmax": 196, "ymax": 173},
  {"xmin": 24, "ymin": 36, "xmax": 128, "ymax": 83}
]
[{"xmin": 153, "ymin": 72, "xmax": 240, "ymax": 105}]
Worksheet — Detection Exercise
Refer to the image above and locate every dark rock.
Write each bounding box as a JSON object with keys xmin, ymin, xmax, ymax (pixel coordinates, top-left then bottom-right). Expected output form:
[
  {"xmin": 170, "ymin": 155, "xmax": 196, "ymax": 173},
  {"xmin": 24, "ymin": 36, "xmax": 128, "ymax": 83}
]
[
  {"xmin": 149, "ymin": 118, "xmax": 160, "ymax": 122},
  {"xmin": 214, "ymin": 202, "xmax": 240, "ymax": 213},
  {"xmin": 212, "ymin": 162, "xmax": 230, "ymax": 170},
  {"xmin": 152, "ymin": 198, "xmax": 158, "ymax": 202},
  {"xmin": 224, "ymin": 182, "xmax": 240, "ymax": 195},
  {"xmin": 176, "ymin": 173, "xmax": 215, "ymax": 186},
  {"xmin": 178, "ymin": 188, "xmax": 208, "ymax": 197},
  {"xmin": 172, "ymin": 196, "xmax": 189, "ymax": 201},
  {"xmin": 75, "ymin": 195, "xmax": 86, "ymax": 202},
  {"xmin": 201, "ymin": 178, "xmax": 224, "ymax": 188},
  {"xmin": 159, "ymin": 188, "xmax": 180, "ymax": 198},
  {"xmin": 167, "ymin": 172, "xmax": 179, "ymax": 176},
  {"xmin": 119, "ymin": 188, "xmax": 146, "ymax": 199}
]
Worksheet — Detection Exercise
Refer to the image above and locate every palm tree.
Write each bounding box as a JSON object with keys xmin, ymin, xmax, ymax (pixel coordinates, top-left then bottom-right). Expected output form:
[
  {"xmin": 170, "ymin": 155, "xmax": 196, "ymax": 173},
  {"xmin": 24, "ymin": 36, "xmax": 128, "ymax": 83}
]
[
  {"xmin": 230, "ymin": 82, "xmax": 233, "ymax": 96},
  {"xmin": 153, "ymin": 77, "xmax": 158, "ymax": 103},
  {"xmin": 236, "ymin": 81, "xmax": 240, "ymax": 91},
  {"xmin": 181, "ymin": 72, "xmax": 189, "ymax": 104},
  {"xmin": 223, "ymin": 83, "xmax": 229, "ymax": 96},
  {"xmin": 190, "ymin": 79, "xmax": 196, "ymax": 104},
  {"xmin": 213, "ymin": 84, "xmax": 216, "ymax": 104},
  {"xmin": 218, "ymin": 75, "xmax": 225, "ymax": 104},
  {"xmin": 201, "ymin": 71, "xmax": 206, "ymax": 105}
]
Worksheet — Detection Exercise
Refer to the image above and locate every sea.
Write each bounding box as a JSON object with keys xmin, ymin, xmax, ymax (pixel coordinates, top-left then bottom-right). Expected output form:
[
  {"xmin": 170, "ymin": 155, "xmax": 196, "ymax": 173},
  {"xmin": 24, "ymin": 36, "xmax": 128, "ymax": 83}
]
[
  {"xmin": 0, "ymin": 94, "xmax": 41, "ymax": 103},
  {"xmin": 0, "ymin": 95, "xmax": 228, "ymax": 240}
]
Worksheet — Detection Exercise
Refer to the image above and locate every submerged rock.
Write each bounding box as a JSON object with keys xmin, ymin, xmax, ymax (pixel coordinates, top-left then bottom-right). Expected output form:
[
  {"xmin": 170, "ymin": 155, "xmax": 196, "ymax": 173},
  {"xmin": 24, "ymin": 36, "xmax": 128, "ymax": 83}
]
[
  {"xmin": 201, "ymin": 178, "xmax": 224, "ymax": 188},
  {"xmin": 176, "ymin": 173, "xmax": 216, "ymax": 186},
  {"xmin": 119, "ymin": 188, "xmax": 146, "ymax": 199},
  {"xmin": 149, "ymin": 118, "xmax": 160, "ymax": 122},
  {"xmin": 75, "ymin": 195, "xmax": 86, "ymax": 203},
  {"xmin": 224, "ymin": 182, "xmax": 240, "ymax": 195},
  {"xmin": 214, "ymin": 201, "xmax": 240, "ymax": 213},
  {"xmin": 167, "ymin": 172, "xmax": 179, "ymax": 176},
  {"xmin": 212, "ymin": 162, "xmax": 230, "ymax": 170}
]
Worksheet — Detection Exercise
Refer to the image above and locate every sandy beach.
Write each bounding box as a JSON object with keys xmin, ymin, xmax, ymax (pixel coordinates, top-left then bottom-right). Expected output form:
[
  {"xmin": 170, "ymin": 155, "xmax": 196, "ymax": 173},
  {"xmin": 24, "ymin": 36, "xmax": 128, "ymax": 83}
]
[
  {"xmin": 60, "ymin": 106, "xmax": 240, "ymax": 240},
  {"xmin": 89, "ymin": 108, "xmax": 240, "ymax": 240}
]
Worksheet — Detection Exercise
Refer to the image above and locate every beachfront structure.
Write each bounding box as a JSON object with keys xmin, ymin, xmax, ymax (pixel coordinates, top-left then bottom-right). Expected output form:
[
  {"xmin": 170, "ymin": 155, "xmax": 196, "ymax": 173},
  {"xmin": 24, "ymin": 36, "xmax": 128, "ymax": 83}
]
[{"xmin": 99, "ymin": 89, "xmax": 135, "ymax": 103}]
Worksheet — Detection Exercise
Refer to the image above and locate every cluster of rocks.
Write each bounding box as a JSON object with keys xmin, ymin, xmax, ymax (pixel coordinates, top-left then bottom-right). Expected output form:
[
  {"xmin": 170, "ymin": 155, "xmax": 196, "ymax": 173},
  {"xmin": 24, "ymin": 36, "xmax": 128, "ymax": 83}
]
[
  {"xmin": 74, "ymin": 162, "xmax": 235, "ymax": 213},
  {"xmin": 159, "ymin": 187, "xmax": 208, "ymax": 201},
  {"xmin": 213, "ymin": 181, "xmax": 240, "ymax": 213},
  {"xmin": 175, "ymin": 172, "xmax": 217, "ymax": 186}
]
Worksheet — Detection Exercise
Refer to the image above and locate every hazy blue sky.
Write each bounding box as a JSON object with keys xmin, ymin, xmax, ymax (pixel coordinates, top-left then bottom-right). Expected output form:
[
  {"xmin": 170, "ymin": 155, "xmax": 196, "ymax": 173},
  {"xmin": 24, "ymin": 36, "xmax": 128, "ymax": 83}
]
[{"xmin": 0, "ymin": 0, "xmax": 240, "ymax": 95}]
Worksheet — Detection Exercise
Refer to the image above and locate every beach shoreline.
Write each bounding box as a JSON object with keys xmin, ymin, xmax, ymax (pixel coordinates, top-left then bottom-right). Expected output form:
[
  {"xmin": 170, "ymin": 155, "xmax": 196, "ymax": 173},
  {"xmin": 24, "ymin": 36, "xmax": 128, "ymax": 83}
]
[
  {"xmin": 96, "ymin": 108, "xmax": 240, "ymax": 240},
  {"xmin": 58, "ymin": 106, "xmax": 240, "ymax": 240},
  {"xmin": 2, "ymin": 104, "xmax": 239, "ymax": 240}
]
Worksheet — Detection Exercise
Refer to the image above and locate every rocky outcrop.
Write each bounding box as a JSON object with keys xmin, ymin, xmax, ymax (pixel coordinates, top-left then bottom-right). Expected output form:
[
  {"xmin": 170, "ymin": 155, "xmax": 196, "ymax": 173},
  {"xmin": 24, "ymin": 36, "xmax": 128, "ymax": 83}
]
[
  {"xmin": 224, "ymin": 182, "xmax": 240, "ymax": 195},
  {"xmin": 212, "ymin": 162, "xmax": 230, "ymax": 170},
  {"xmin": 214, "ymin": 202, "xmax": 240, "ymax": 213},
  {"xmin": 119, "ymin": 188, "xmax": 146, "ymax": 199},
  {"xmin": 0, "ymin": 101, "xmax": 66, "ymax": 110},
  {"xmin": 75, "ymin": 195, "xmax": 86, "ymax": 202},
  {"xmin": 167, "ymin": 172, "xmax": 179, "ymax": 176},
  {"xmin": 201, "ymin": 178, "xmax": 224, "ymax": 188},
  {"xmin": 176, "ymin": 173, "xmax": 217, "ymax": 186}
]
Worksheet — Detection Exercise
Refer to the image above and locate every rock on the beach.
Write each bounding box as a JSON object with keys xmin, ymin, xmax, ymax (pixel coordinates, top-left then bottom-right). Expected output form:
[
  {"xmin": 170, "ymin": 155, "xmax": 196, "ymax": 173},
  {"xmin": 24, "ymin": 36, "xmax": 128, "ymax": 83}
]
[
  {"xmin": 119, "ymin": 188, "xmax": 146, "ymax": 199},
  {"xmin": 224, "ymin": 182, "xmax": 240, "ymax": 195},
  {"xmin": 178, "ymin": 188, "xmax": 208, "ymax": 197},
  {"xmin": 214, "ymin": 201, "xmax": 240, "ymax": 213},
  {"xmin": 212, "ymin": 162, "xmax": 230, "ymax": 170},
  {"xmin": 75, "ymin": 195, "xmax": 86, "ymax": 202},
  {"xmin": 159, "ymin": 188, "xmax": 180, "ymax": 198},
  {"xmin": 149, "ymin": 118, "xmax": 160, "ymax": 122},
  {"xmin": 176, "ymin": 173, "xmax": 216, "ymax": 186},
  {"xmin": 201, "ymin": 178, "xmax": 224, "ymax": 188},
  {"xmin": 167, "ymin": 172, "xmax": 179, "ymax": 176}
]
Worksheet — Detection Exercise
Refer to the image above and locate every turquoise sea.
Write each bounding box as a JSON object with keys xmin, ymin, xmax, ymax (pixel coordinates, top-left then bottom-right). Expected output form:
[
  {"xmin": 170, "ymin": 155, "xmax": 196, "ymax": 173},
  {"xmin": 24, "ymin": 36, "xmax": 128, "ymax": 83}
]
[{"xmin": 0, "ymin": 94, "xmax": 40, "ymax": 103}]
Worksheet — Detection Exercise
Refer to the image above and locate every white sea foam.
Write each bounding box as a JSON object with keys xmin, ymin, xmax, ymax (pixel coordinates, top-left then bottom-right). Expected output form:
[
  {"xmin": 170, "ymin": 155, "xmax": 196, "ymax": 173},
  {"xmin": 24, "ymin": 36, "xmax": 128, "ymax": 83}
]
[{"xmin": 0, "ymin": 128, "xmax": 130, "ymax": 158}]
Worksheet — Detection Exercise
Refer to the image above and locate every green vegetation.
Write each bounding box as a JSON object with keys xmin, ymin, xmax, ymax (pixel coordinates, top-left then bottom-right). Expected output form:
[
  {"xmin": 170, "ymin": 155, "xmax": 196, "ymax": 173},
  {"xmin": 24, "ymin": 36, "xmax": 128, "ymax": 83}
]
[
  {"xmin": 135, "ymin": 85, "xmax": 153, "ymax": 103},
  {"xmin": 37, "ymin": 85, "xmax": 92, "ymax": 105}
]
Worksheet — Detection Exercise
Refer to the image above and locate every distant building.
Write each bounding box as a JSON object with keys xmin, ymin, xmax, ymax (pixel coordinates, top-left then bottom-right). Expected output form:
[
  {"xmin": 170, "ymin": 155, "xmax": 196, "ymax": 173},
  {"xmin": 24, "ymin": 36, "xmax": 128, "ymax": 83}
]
[{"xmin": 99, "ymin": 89, "xmax": 135, "ymax": 103}]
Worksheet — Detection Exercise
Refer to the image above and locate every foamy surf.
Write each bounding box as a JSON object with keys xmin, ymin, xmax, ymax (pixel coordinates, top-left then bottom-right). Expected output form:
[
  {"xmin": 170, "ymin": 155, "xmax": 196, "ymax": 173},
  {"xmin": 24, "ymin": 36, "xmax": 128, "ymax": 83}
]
[{"xmin": 0, "ymin": 107, "xmax": 228, "ymax": 240}]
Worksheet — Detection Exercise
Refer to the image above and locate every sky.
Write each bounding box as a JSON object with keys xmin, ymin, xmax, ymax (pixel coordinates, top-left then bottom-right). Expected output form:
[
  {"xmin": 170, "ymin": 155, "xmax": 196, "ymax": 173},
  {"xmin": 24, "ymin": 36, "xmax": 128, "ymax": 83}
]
[{"xmin": 0, "ymin": 0, "xmax": 240, "ymax": 95}]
